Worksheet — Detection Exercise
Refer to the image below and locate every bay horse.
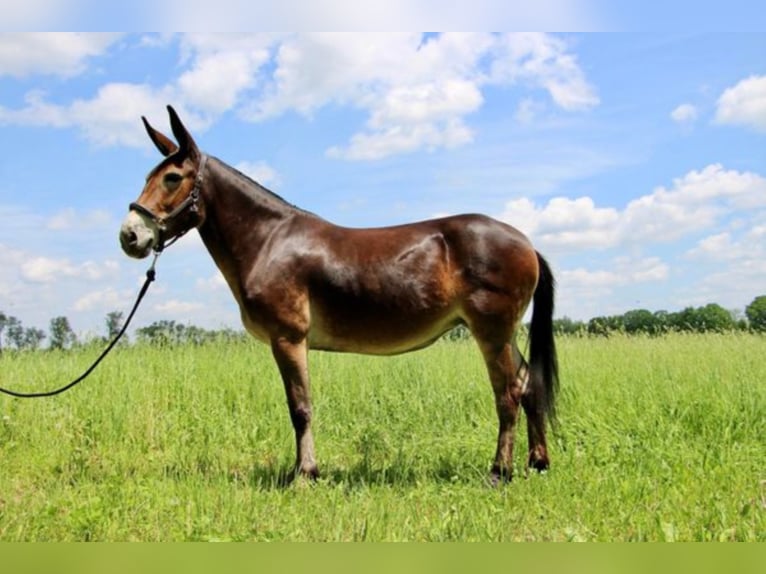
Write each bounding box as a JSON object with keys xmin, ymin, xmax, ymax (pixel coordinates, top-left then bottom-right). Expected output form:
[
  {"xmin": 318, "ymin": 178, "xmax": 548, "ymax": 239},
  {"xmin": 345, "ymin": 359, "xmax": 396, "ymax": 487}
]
[{"xmin": 119, "ymin": 106, "xmax": 558, "ymax": 484}]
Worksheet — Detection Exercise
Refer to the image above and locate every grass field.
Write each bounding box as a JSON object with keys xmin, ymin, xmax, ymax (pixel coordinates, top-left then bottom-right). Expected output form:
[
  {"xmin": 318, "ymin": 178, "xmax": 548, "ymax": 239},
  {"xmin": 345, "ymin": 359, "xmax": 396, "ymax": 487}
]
[{"xmin": 0, "ymin": 332, "xmax": 763, "ymax": 541}]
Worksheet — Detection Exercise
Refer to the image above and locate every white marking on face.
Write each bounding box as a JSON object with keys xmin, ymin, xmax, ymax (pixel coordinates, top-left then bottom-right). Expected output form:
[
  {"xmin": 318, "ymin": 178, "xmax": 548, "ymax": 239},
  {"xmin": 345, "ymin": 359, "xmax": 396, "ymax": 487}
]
[{"xmin": 119, "ymin": 211, "xmax": 159, "ymax": 259}]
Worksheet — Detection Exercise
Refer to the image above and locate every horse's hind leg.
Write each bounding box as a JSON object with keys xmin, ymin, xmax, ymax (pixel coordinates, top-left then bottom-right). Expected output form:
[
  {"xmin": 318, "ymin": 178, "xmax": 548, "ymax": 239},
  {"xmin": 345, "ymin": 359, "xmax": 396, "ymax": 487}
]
[
  {"xmin": 476, "ymin": 336, "xmax": 524, "ymax": 483},
  {"xmin": 514, "ymin": 342, "xmax": 550, "ymax": 472}
]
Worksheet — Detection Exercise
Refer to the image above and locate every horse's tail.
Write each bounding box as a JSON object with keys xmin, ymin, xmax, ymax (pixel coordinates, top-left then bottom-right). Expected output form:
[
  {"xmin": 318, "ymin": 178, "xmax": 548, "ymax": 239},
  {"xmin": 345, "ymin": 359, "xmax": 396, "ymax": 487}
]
[{"xmin": 528, "ymin": 251, "xmax": 559, "ymax": 427}]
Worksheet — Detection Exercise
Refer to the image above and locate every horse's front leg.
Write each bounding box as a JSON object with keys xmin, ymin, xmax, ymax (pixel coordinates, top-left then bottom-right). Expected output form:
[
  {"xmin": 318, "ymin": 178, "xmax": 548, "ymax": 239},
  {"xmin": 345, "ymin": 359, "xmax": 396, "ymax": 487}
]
[{"xmin": 271, "ymin": 336, "xmax": 319, "ymax": 480}]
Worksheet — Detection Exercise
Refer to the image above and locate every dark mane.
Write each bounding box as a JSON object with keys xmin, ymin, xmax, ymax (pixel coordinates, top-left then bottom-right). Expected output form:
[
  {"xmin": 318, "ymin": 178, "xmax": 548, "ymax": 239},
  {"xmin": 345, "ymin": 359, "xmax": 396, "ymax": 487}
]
[{"xmin": 210, "ymin": 156, "xmax": 317, "ymax": 218}]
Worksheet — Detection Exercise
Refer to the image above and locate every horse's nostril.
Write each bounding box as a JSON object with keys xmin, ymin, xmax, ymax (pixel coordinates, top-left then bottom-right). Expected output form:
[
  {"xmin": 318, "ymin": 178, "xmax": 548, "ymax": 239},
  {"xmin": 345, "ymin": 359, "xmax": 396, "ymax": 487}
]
[{"xmin": 127, "ymin": 231, "xmax": 138, "ymax": 245}]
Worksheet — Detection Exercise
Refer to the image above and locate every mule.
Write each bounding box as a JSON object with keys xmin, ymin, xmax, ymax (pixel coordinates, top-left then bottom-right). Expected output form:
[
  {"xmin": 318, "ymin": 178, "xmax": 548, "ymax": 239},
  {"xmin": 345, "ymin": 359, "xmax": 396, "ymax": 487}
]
[{"xmin": 119, "ymin": 106, "xmax": 559, "ymax": 483}]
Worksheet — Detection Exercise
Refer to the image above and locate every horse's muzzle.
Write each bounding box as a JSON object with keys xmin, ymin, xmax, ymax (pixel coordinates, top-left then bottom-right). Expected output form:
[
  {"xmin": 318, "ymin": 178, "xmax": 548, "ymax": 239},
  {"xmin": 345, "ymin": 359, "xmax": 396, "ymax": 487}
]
[{"xmin": 119, "ymin": 211, "xmax": 159, "ymax": 259}]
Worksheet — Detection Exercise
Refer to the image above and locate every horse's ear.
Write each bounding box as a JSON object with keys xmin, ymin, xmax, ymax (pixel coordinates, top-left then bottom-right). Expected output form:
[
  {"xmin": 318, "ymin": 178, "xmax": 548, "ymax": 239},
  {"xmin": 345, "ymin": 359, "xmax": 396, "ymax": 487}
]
[
  {"xmin": 142, "ymin": 116, "xmax": 178, "ymax": 157},
  {"xmin": 167, "ymin": 105, "xmax": 199, "ymax": 157}
]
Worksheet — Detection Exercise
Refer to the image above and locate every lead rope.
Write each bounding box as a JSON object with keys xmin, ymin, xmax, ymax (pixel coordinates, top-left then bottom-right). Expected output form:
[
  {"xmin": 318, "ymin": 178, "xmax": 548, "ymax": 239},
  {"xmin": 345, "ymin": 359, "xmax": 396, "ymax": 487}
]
[{"xmin": 0, "ymin": 252, "xmax": 160, "ymax": 398}]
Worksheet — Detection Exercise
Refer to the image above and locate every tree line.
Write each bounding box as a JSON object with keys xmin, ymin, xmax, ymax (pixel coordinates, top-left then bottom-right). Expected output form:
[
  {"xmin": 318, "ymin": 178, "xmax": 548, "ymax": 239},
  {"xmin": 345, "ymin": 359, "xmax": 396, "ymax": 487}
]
[
  {"xmin": 0, "ymin": 310, "xmax": 247, "ymax": 354},
  {"xmin": 447, "ymin": 296, "xmax": 766, "ymax": 340},
  {"xmin": 0, "ymin": 312, "xmax": 74, "ymax": 352},
  {"xmin": 1, "ymin": 295, "xmax": 765, "ymax": 353},
  {"xmin": 556, "ymin": 296, "xmax": 766, "ymax": 336}
]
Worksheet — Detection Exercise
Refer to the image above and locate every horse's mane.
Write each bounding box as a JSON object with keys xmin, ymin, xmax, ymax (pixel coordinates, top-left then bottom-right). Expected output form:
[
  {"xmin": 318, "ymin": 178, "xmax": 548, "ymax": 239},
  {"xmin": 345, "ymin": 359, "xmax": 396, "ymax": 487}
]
[{"xmin": 210, "ymin": 156, "xmax": 316, "ymax": 217}]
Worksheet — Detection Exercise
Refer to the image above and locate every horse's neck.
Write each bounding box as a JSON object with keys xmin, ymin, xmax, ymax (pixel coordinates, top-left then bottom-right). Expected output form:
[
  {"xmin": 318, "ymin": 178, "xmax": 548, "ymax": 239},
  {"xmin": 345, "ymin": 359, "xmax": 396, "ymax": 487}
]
[{"xmin": 197, "ymin": 159, "xmax": 296, "ymax": 276}]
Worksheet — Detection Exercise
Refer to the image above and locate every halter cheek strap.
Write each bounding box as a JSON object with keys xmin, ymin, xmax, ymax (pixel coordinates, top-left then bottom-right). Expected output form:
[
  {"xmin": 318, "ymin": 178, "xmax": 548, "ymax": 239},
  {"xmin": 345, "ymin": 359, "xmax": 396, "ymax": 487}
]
[{"xmin": 129, "ymin": 154, "xmax": 208, "ymax": 252}]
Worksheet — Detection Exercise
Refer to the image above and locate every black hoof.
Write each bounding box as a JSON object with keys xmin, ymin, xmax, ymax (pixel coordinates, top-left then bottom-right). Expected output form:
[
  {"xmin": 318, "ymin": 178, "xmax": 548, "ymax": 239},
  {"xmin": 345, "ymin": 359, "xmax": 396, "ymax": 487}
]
[{"xmin": 527, "ymin": 456, "xmax": 549, "ymax": 473}]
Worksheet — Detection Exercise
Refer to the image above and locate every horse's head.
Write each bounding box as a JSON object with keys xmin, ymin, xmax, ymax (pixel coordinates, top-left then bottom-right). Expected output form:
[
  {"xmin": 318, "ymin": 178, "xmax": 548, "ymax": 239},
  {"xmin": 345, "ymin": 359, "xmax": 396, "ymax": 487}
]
[{"xmin": 119, "ymin": 105, "xmax": 207, "ymax": 258}]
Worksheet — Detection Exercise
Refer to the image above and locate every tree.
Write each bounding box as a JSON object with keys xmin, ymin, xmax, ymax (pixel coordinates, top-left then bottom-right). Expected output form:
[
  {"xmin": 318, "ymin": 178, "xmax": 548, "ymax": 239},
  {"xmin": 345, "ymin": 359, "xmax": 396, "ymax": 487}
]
[
  {"xmin": 671, "ymin": 307, "xmax": 699, "ymax": 332},
  {"xmin": 22, "ymin": 328, "xmax": 46, "ymax": 351},
  {"xmin": 695, "ymin": 303, "xmax": 735, "ymax": 332},
  {"xmin": 745, "ymin": 295, "xmax": 766, "ymax": 332},
  {"xmin": 49, "ymin": 316, "xmax": 76, "ymax": 350},
  {"xmin": 0, "ymin": 311, "xmax": 6, "ymax": 353},
  {"xmin": 553, "ymin": 316, "xmax": 586, "ymax": 335},
  {"xmin": 137, "ymin": 320, "xmax": 185, "ymax": 346},
  {"xmin": 587, "ymin": 315, "xmax": 624, "ymax": 336},
  {"xmin": 105, "ymin": 311, "xmax": 125, "ymax": 340},
  {"xmin": 5, "ymin": 316, "xmax": 25, "ymax": 349},
  {"xmin": 652, "ymin": 310, "xmax": 671, "ymax": 334},
  {"xmin": 0, "ymin": 314, "xmax": 46, "ymax": 352},
  {"xmin": 623, "ymin": 309, "xmax": 657, "ymax": 334},
  {"xmin": 444, "ymin": 324, "xmax": 471, "ymax": 341}
]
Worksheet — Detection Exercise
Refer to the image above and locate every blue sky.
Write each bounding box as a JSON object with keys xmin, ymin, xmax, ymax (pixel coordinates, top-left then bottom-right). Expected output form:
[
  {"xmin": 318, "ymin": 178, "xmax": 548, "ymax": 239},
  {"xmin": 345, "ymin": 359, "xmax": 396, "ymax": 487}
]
[{"xmin": 1, "ymin": 32, "xmax": 765, "ymax": 337}]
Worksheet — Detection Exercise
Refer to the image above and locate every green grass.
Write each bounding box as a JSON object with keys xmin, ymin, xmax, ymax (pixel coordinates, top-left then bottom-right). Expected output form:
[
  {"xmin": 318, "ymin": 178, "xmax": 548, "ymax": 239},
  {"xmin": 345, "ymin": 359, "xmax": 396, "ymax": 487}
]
[{"xmin": 1, "ymin": 333, "xmax": 764, "ymax": 541}]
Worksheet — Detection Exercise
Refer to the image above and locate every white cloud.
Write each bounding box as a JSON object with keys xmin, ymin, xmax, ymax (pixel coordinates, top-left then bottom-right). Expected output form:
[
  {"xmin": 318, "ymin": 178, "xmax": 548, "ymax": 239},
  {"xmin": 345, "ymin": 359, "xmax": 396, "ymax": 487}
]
[
  {"xmin": 686, "ymin": 232, "xmax": 734, "ymax": 259},
  {"xmin": 683, "ymin": 226, "xmax": 766, "ymax": 311},
  {"xmin": 686, "ymin": 224, "xmax": 766, "ymax": 263},
  {"xmin": 255, "ymin": 33, "xmax": 598, "ymax": 160},
  {"xmin": 0, "ymin": 33, "xmax": 122, "ymax": 78},
  {"xmin": 0, "ymin": 90, "xmax": 72, "ymax": 128},
  {"xmin": 20, "ymin": 257, "xmax": 119, "ymax": 284},
  {"xmin": 0, "ymin": 83, "xmax": 185, "ymax": 147},
  {"xmin": 505, "ymin": 163, "xmax": 766, "ymax": 319},
  {"xmin": 370, "ymin": 80, "xmax": 484, "ymax": 128},
  {"xmin": 0, "ymin": 33, "xmax": 598, "ymax": 159},
  {"xmin": 73, "ymin": 287, "xmax": 130, "ymax": 312},
  {"xmin": 195, "ymin": 272, "xmax": 228, "ymax": 292},
  {"xmin": 562, "ymin": 257, "xmax": 669, "ymax": 289},
  {"xmin": 20, "ymin": 257, "xmax": 79, "ymax": 283},
  {"xmin": 68, "ymin": 83, "xmax": 181, "ymax": 147},
  {"xmin": 501, "ymin": 164, "xmax": 766, "ymax": 254},
  {"xmin": 234, "ymin": 161, "xmax": 281, "ymax": 187},
  {"xmin": 670, "ymin": 103, "xmax": 698, "ymax": 124},
  {"xmin": 242, "ymin": 33, "xmax": 427, "ymax": 120},
  {"xmin": 489, "ymin": 33, "xmax": 599, "ymax": 111},
  {"xmin": 500, "ymin": 196, "xmax": 620, "ymax": 250},
  {"xmin": 714, "ymin": 74, "xmax": 766, "ymax": 132},
  {"xmin": 328, "ymin": 119, "xmax": 475, "ymax": 160},
  {"xmin": 648, "ymin": 163, "xmax": 766, "ymax": 209},
  {"xmin": 178, "ymin": 52, "xmax": 256, "ymax": 114},
  {"xmin": 0, "ymin": 243, "xmax": 26, "ymax": 299},
  {"xmin": 176, "ymin": 34, "xmax": 276, "ymax": 115},
  {"xmin": 555, "ymin": 256, "xmax": 671, "ymax": 319}
]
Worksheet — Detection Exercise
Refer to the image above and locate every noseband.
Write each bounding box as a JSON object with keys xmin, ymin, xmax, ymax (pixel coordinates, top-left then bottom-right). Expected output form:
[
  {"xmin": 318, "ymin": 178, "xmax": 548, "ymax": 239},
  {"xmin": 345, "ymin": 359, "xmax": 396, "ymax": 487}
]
[{"xmin": 129, "ymin": 154, "xmax": 208, "ymax": 252}]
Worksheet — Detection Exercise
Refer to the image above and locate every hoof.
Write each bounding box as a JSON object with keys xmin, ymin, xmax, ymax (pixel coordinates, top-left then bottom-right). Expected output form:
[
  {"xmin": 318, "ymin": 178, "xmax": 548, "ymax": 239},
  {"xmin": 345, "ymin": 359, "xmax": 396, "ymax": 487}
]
[
  {"xmin": 527, "ymin": 447, "xmax": 550, "ymax": 472},
  {"xmin": 488, "ymin": 466, "xmax": 513, "ymax": 487},
  {"xmin": 289, "ymin": 465, "xmax": 320, "ymax": 484},
  {"xmin": 526, "ymin": 458, "xmax": 550, "ymax": 480}
]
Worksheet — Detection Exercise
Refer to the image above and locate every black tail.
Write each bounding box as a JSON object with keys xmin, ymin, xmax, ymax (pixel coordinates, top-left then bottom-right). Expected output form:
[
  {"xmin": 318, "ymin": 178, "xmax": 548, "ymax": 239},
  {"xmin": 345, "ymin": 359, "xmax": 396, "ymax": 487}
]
[{"xmin": 528, "ymin": 251, "xmax": 559, "ymax": 426}]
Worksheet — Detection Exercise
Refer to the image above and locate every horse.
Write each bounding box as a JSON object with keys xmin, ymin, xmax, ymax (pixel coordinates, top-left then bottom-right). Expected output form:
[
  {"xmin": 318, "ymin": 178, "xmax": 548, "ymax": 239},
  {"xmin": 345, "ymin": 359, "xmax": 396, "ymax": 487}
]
[{"xmin": 119, "ymin": 105, "xmax": 559, "ymax": 484}]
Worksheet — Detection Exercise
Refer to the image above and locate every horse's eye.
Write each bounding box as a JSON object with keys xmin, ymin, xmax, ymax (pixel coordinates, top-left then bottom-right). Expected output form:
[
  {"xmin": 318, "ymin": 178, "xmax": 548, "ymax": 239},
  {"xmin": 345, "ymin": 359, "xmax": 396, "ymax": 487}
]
[{"xmin": 163, "ymin": 172, "xmax": 183, "ymax": 190}]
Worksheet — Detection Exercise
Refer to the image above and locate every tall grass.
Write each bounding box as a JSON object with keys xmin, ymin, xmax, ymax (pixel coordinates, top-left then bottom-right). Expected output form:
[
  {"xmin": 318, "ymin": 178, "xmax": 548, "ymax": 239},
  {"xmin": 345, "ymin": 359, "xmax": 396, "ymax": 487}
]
[{"xmin": 0, "ymin": 333, "xmax": 763, "ymax": 541}]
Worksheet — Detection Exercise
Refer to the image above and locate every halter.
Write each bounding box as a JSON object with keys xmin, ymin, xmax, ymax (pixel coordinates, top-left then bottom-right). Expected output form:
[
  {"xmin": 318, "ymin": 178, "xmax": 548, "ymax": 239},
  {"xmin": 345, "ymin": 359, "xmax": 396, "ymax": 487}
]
[{"xmin": 129, "ymin": 154, "xmax": 208, "ymax": 252}]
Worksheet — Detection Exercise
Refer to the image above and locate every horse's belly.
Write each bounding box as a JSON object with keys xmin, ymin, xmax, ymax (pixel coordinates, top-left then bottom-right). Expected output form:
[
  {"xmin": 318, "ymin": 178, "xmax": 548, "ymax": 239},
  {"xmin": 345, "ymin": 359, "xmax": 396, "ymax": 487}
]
[{"xmin": 307, "ymin": 305, "xmax": 462, "ymax": 355}]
